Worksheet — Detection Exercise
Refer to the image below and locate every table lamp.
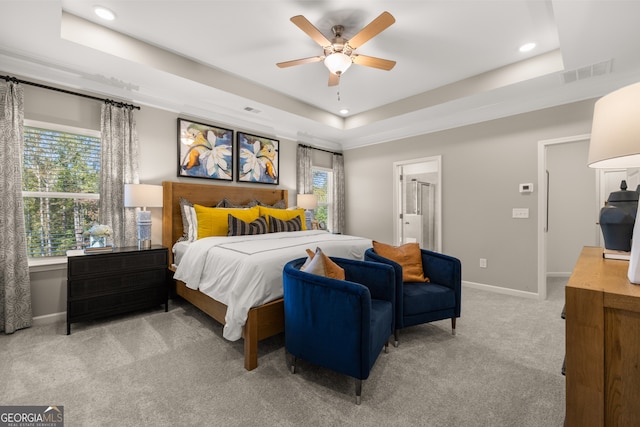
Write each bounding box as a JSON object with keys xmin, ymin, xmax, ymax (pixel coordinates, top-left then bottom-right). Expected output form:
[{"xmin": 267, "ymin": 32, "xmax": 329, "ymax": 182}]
[
  {"xmin": 124, "ymin": 184, "xmax": 163, "ymax": 249},
  {"xmin": 297, "ymin": 193, "xmax": 318, "ymax": 230},
  {"xmin": 588, "ymin": 81, "xmax": 640, "ymax": 283}
]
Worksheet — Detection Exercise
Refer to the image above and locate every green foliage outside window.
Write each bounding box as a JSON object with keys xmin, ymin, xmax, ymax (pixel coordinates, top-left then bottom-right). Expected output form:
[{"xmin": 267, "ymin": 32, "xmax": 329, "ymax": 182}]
[
  {"xmin": 22, "ymin": 126, "xmax": 100, "ymax": 257},
  {"xmin": 312, "ymin": 169, "xmax": 330, "ymax": 224}
]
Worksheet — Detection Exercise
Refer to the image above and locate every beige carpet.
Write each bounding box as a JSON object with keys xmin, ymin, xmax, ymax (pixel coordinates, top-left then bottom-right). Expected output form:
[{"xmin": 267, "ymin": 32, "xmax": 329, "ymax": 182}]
[{"xmin": 0, "ymin": 280, "xmax": 566, "ymax": 426}]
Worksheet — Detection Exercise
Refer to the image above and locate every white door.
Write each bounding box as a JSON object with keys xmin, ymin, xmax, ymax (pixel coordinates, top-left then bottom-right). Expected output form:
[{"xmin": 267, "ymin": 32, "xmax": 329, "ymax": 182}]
[
  {"xmin": 538, "ymin": 135, "xmax": 596, "ymax": 299},
  {"xmin": 546, "ymin": 140, "xmax": 598, "ymax": 275}
]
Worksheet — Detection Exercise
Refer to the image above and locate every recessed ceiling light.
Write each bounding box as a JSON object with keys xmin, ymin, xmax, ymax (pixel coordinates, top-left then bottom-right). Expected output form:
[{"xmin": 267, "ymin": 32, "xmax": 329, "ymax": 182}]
[
  {"xmin": 339, "ymin": 109, "xmax": 349, "ymax": 115},
  {"xmin": 519, "ymin": 42, "xmax": 536, "ymax": 53},
  {"xmin": 94, "ymin": 6, "xmax": 116, "ymax": 21}
]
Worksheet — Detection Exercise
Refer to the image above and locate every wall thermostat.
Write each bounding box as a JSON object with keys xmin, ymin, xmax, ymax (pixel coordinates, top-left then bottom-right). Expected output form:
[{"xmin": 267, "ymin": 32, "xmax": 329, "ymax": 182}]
[{"xmin": 519, "ymin": 183, "xmax": 534, "ymax": 193}]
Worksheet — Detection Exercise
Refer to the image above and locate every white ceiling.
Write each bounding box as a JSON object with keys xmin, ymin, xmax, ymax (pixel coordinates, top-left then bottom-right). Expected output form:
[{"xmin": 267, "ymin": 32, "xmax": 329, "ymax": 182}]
[{"xmin": 1, "ymin": 0, "xmax": 640, "ymax": 151}]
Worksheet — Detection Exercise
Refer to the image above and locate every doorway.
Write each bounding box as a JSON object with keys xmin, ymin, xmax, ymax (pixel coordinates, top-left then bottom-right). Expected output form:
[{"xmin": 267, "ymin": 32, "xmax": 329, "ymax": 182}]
[
  {"xmin": 537, "ymin": 135, "xmax": 598, "ymax": 299},
  {"xmin": 393, "ymin": 156, "xmax": 442, "ymax": 252}
]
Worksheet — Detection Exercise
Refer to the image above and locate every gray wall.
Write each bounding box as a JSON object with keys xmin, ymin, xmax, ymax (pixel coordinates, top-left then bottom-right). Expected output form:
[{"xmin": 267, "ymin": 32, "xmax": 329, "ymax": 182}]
[
  {"xmin": 21, "ymin": 78, "xmax": 598, "ymax": 318},
  {"xmin": 344, "ymin": 99, "xmax": 596, "ymax": 294},
  {"xmin": 21, "ymin": 83, "xmax": 298, "ymax": 319}
]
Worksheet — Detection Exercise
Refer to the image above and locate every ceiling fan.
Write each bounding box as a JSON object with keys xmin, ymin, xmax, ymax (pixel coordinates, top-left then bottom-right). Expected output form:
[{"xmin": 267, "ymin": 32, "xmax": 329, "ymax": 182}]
[{"xmin": 276, "ymin": 11, "xmax": 396, "ymax": 86}]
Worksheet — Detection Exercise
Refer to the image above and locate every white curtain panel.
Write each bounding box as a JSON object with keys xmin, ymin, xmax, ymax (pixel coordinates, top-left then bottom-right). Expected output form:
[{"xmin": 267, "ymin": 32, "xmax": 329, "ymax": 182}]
[
  {"xmin": 100, "ymin": 103, "xmax": 139, "ymax": 248},
  {"xmin": 332, "ymin": 153, "xmax": 345, "ymax": 234},
  {"xmin": 0, "ymin": 80, "xmax": 32, "ymax": 334},
  {"xmin": 296, "ymin": 145, "xmax": 313, "ymax": 195}
]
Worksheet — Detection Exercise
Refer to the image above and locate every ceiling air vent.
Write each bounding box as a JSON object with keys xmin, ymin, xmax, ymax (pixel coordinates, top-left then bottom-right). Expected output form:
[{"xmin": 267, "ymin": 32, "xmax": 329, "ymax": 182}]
[{"xmin": 562, "ymin": 59, "xmax": 613, "ymax": 84}]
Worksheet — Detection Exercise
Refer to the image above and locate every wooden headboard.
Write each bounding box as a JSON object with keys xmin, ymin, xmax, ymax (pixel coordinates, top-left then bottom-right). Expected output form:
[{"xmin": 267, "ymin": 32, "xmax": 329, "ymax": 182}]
[{"xmin": 162, "ymin": 181, "xmax": 288, "ymax": 265}]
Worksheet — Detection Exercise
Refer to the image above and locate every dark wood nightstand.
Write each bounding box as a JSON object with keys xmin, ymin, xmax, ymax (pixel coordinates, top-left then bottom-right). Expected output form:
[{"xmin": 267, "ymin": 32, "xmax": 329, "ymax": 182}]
[{"xmin": 66, "ymin": 245, "xmax": 169, "ymax": 334}]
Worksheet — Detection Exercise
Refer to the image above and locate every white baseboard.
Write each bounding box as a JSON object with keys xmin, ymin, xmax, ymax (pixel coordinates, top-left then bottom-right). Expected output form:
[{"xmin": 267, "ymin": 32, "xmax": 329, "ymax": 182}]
[
  {"xmin": 32, "ymin": 282, "xmax": 542, "ymax": 325},
  {"xmin": 462, "ymin": 281, "xmax": 539, "ymax": 300},
  {"xmin": 32, "ymin": 311, "xmax": 65, "ymax": 326},
  {"xmin": 33, "ymin": 284, "xmax": 540, "ymax": 326},
  {"xmin": 546, "ymin": 272, "xmax": 572, "ymax": 278}
]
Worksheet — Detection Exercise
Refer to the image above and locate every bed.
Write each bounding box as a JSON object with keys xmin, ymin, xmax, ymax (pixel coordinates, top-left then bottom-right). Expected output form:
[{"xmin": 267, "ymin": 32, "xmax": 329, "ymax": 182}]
[{"xmin": 162, "ymin": 181, "xmax": 371, "ymax": 370}]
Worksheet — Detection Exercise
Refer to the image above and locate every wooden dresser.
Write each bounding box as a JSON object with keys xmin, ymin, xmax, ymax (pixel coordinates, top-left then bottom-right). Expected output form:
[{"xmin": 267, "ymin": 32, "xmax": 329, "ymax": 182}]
[{"xmin": 565, "ymin": 246, "xmax": 640, "ymax": 426}]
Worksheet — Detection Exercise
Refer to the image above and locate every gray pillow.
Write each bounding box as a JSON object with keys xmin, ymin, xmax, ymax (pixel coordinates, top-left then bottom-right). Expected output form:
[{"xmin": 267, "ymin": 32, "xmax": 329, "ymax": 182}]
[
  {"xmin": 217, "ymin": 198, "xmax": 258, "ymax": 208},
  {"xmin": 258, "ymin": 199, "xmax": 286, "ymax": 209},
  {"xmin": 268, "ymin": 215, "xmax": 302, "ymax": 233},
  {"xmin": 228, "ymin": 215, "xmax": 268, "ymax": 236}
]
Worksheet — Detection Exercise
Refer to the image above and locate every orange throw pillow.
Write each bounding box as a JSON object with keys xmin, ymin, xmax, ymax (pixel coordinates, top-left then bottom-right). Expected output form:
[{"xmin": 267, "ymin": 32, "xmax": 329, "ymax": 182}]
[
  {"xmin": 372, "ymin": 241, "xmax": 429, "ymax": 283},
  {"xmin": 319, "ymin": 250, "xmax": 345, "ymax": 280}
]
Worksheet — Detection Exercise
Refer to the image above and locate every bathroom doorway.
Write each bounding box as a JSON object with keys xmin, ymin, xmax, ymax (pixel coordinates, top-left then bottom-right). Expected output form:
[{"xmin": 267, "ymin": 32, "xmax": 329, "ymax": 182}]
[{"xmin": 393, "ymin": 156, "xmax": 441, "ymax": 252}]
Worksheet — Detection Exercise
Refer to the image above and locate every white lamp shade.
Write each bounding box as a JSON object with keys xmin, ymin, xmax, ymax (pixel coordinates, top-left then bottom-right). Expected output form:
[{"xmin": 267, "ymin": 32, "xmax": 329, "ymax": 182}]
[
  {"xmin": 587, "ymin": 81, "xmax": 640, "ymax": 284},
  {"xmin": 124, "ymin": 184, "xmax": 163, "ymax": 209},
  {"xmin": 324, "ymin": 52, "xmax": 352, "ymax": 75},
  {"xmin": 297, "ymin": 193, "xmax": 318, "ymax": 210},
  {"xmin": 588, "ymin": 81, "xmax": 640, "ymax": 169}
]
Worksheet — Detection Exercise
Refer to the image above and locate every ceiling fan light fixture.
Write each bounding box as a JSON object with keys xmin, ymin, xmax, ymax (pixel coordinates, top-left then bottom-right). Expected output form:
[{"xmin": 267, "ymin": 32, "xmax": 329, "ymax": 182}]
[
  {"xmin": 324, "ymin": 52, "xmax": 352, "ymax": 75},
  {"xmin": 280, "ymin": 12, "xmax": 395, "ymax": 85}
]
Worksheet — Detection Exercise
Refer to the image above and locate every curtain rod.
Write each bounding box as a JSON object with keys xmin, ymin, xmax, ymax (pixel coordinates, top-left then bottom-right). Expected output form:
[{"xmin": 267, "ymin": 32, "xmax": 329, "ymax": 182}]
[
  {"xmin": 298, "ymin": 143, "xmax": 343, "ymax": 156},
  {"xmin": 2, "ymin": 75, "xmax": 141, "ymax": 110}
]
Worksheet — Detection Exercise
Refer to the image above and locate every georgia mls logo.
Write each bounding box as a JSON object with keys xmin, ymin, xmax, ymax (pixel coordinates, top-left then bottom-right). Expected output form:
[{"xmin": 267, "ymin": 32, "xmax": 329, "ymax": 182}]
[
  {"xmin": 44, "ymin": 406, "xmax": 63, "ymax": 418},
  {"xmin": 0, "ymin": 405, "xmax": 64, "ymax": 427}
]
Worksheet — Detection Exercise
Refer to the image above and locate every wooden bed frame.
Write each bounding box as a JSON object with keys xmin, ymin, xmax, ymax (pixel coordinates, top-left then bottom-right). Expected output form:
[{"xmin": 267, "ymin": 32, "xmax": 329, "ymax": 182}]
[{"xmin": 162, "ymin": 180, "xmax": 287, "ymax": 371}]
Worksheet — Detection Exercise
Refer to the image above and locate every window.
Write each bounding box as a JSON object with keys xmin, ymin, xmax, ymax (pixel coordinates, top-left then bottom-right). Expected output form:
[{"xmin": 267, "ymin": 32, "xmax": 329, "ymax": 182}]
[
  {"xmin": 312, "ymin": 167, "xmax": 333, "ymax": 230},
  {"xmin": 22, "ymin": 121, "xmax": 101, "ymax": 258}
]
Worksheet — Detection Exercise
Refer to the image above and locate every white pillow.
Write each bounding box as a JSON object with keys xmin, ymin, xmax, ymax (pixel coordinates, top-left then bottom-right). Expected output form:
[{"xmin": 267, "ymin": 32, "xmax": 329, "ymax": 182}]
[
  {"xmin": 301, "ymin": 248, "xmax": 325, "ymax": 276},
  {"xmin": 300, "ymin": 248, "xmax": 315, "ymax": 270}
]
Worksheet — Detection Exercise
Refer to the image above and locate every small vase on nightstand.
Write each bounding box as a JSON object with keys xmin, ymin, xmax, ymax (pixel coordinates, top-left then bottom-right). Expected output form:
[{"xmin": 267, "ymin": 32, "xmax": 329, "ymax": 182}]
[{"xmin": 89, "ymin": 235, "xmax": 107, "ymax": 248}]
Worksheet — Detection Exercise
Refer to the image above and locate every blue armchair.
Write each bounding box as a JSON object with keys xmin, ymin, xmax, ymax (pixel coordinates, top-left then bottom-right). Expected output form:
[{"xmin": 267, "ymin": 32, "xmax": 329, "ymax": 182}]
[
  {"xmin": 364, "ymin": 247, "xmax": 461, "ymax": 346},
  {"xmin": 282, "ymin": 257, "xmax": 395, "ymax": 404}
]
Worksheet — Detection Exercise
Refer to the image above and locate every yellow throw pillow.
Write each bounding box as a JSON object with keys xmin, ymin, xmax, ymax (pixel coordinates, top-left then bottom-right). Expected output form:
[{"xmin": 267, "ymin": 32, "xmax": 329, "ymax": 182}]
[
  {"xmin": 258, "ymin": 206, "xmax": 307, "ymax": 230},
  {"xmin": 301, "ymin": 247, "xmax": 345, "ymax": 280},
  {"xmin": 372, "ymin": 241, "xmax": 429, "ymax": 283},
  {"xmin": 195, "ymin": 205, "xmax": 259, "ymax": 238}
]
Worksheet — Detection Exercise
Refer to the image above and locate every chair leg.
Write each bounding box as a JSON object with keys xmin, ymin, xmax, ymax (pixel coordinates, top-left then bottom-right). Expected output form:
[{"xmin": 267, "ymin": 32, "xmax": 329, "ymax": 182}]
[
  {"xmin": 394, "ymin": 329, "xmax": 399, "ymax": 347},
  {"xmin": 451, "ymin": 317, "xmax": 457, "ymax": 335},
  {"xmin": 288, "ymin": 353, "xmax": 297, "ymax": 374},
  {"xmin": 384, "ymin": 340, "xmax": 389, "ymax": 354},
  {"xmin": 355, "ymin": 379, "xmax": 362, "ymax": 405}
]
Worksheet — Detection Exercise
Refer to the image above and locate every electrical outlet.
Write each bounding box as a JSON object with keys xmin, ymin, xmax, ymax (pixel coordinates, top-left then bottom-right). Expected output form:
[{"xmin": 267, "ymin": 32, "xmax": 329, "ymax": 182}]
[{"xmin": 479, "ymin": 258, "xmax": 487, "ymax": 268}]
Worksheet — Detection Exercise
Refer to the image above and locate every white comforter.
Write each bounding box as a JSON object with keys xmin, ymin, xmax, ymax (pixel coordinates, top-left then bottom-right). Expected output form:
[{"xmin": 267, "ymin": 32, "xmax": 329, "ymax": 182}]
[{"xmin": 173, "ymin": 230, "xmax": 372, "ymax": 341}]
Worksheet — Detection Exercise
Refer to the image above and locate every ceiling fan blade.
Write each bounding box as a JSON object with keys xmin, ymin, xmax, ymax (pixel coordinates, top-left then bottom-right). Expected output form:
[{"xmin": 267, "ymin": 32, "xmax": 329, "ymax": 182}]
[
  {"xmin": 352, "ymin": 54, "xmax": 396, "ymax": 71},
  {"xmin": 348, "ymin": 11, "xmax": 395, "ymax": 49},
  {"xmin": 276, "ymin": 56, "xmax": 324, "ymax": 68},
  {"xmin": 290, "ymin": 15, "xmax": 332, "ymax": 47},
  {"xmin": 328, "ymin": 72, "xmax": 340, "ymax": 86}
]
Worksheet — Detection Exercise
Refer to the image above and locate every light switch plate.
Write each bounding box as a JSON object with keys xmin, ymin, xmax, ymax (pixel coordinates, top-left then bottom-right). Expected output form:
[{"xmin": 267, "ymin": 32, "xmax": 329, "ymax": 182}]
[{"xmin": 512, "ymin": 208, "xmax": 529, "ymax": 219}]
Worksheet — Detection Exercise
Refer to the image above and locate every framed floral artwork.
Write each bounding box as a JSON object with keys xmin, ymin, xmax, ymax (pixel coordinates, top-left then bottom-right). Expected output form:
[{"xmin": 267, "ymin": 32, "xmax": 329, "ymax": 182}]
[
  {"xmin": 236, "ymin": 132, "xmax": 279, "ymax": 185},
  {"xmin": 177, "ymin": 118, "xmax": 233, "ymax": 180}
]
